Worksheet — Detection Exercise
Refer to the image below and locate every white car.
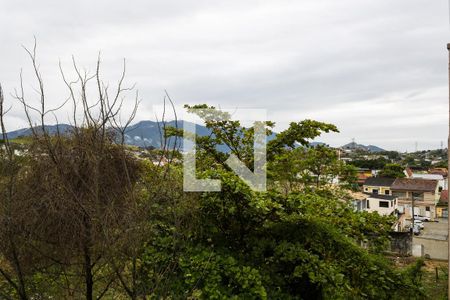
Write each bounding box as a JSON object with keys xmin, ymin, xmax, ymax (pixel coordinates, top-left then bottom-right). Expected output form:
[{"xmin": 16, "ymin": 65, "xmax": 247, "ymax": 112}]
[
  {"xmin": 414, "ymin": 215, "xmax": 431, "ymax": 222},
  {"xmin": 412, "ymin": 224, "xmax": 421, "ymax": 235},
  {"xmin": 413, "ymin": 220, "xmax": 424, "ymax": 230}
]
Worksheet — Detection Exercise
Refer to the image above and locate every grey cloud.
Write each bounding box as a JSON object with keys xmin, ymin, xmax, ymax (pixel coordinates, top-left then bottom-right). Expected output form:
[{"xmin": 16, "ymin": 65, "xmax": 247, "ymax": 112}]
[{"xmin": 0, "ymin": 0, "xmax": 448, "ymax": 150}]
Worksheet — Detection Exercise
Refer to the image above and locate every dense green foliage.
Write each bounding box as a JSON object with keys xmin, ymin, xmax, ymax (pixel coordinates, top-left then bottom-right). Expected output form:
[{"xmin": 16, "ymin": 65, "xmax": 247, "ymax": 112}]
[
  {"xmin": 379, "ymin": 151, "xmax": 401, "ymax": 161},
  {"xmin": 349, "ymin": 157, "xmax": 389, "ymax": 170},
  {"xmin": 269, "ymin": 145, "xmax": 358, "ymax": 192},
  {"xmin": 378, "ymin": 163, "xmax": 406, "ymax": 178},
  {"xmin": 0, "ymin": 105, "xmax": 426, "ymax": 299}
]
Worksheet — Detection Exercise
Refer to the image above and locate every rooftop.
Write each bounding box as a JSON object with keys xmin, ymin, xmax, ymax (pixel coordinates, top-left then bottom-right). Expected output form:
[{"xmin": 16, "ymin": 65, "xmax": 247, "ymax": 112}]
[
  {"xmin": 405, "ymin": 168, "xmax": 414, "ymax": 178},
  {"xmin": 391, "ymin": 178, "xmax": 438, "ymax": 192},
  {"xmin": 364, "ymin": 193, "xmax": 397, "ymax": 201},
  {"xmin": 363, "ymin": 177, "xmax": 396, "ymax": 187},
  {"xmin": 429, "ymin": 168, "xmax": 448, "ymax": 177},
  {"xmin": 411, "ymin": 173, "xmax": 444, "ymax": 180}
]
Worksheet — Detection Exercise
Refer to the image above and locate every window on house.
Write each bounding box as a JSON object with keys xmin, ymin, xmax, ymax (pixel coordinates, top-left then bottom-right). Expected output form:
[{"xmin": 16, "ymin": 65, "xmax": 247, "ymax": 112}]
[
  {"xmin": 379, "ymin": 201, "xmax": 389, "ymax": 208},
  {"xmin": 384, "ymin": 190, "xmax": 390, "ymax": 195},
  {"xmin": 393, "ymin": 191, "xmax": 406, "ymax": 198},
  {"xmin": 373, "ymin": 189, "xmax": 379, "ymax": 195},
  {"xmin": 439, "ymin": 187, "xmax": 443, "ymax": 192},
  {"xmin": 365, "ymin": 188, "xmax": 368, "ymax": 191},
  {"xmin": 412, "ymin": 192, "xmax": 424, "ymax": 201},
  {"xmin": 367, "ymin": 200, "xmax": 370, "ymax": 209},
  {"xmin": 426, "ymin": 206, "xmax": 430, "ymax": 212}
]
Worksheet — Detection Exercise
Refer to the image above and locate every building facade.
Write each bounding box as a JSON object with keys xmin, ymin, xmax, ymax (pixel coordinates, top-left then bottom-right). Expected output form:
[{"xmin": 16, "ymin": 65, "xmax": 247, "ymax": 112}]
[
  {"xmin": 391, "ymin": 178, "xmax": 439, "ymax": 219},
  {"xmin": 362, "ymin": 177, "xmax": 396, "ymax": 196}
]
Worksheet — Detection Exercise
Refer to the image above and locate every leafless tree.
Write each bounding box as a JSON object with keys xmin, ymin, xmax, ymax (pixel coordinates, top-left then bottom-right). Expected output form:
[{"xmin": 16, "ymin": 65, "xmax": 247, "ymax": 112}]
[
  {"xmin": 0, "ymin": 83, "xmax": 32, "ymax": 300},
  {"xmin": 0, "ymin": 39, "xmax": 146, "ymax": 299},
  {"xmin": 0, "ymin": 37, "xmax": 192, "ymax": 299}
]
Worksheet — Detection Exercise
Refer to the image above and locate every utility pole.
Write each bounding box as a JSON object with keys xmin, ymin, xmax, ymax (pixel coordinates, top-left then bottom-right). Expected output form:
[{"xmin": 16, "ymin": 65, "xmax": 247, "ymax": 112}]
[
  {"xmin": 411, "ymin": 195, "xmax": 415, "ymax": 246},
  {"xmin": 447, "ymin": 43, "xmax": 450, "ymax": 299}
]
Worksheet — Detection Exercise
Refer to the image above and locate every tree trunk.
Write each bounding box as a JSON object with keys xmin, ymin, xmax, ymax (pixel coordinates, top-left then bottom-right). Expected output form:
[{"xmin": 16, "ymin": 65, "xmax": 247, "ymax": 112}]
[
  {"xmin": 83, "ymin": 245, "xmax": 93, "ymax": 300},
  {"xmin": 83, "ymin": 216, "xmax": 94, "ymax": 300}
]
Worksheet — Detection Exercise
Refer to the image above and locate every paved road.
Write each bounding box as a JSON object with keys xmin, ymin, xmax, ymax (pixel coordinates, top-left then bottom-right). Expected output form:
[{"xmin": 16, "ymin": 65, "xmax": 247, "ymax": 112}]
[
  {"xmin": 419, "ymin": 218, "xmax": 448, "ymax": 240},
  {"xmin": 414, "ymin": 218, "xmax": 448, "ymax": 260}
]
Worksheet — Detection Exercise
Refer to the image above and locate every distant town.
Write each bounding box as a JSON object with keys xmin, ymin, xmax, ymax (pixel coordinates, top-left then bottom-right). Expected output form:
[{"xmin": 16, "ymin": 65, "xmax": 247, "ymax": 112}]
[{"xmin": 334, "ymin": 140, "xmax": 448, "ymax": 260}]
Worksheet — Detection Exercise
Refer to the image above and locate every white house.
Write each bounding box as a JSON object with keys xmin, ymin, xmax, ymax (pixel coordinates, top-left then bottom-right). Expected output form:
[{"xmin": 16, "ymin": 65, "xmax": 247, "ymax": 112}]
[
  {"xmin": 353, "ymin": 193, "xmax": 398, "ymax": 216},
  {"xmin": 365, "ymin": 194, "xmax": 398, "ymax": 216}
]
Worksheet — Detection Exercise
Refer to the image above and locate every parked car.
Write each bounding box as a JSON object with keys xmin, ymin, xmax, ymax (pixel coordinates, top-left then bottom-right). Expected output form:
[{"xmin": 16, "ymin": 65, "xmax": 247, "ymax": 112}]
[
  {"xmin": 412, "ymin": 225, "xmax": 420, "ymax": 235},
  {"xmin": 414, "ymin": 215, "xmax": 431, "ymax": 222},
  {"xmin": 413, "ymin": 220, "xmax": 424, "ymax": 229}
]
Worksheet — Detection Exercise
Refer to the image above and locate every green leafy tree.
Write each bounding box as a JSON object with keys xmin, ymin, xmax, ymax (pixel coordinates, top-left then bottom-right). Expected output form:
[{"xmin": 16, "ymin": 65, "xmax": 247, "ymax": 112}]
[
  {"xmin": 378, "ymin": 163, "xmax": 405, "ymax": 178},
  {"xmin": 380, "ymin": 151, "xmax": 401, "ymax": 161},
  {"xmin": 269, "ymin": 146, "xmax": 358, "ymax": 192},
  {"xmin": 161, "ymin": 105, "xmax": 424, "ymax": 299},
  {"xmin": 350, "ymin": 157, "xmax": 389, "ymax": 170}
]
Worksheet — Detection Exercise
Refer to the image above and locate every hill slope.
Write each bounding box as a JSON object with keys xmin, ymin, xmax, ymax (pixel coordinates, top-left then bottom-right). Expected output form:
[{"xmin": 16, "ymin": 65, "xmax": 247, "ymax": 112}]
[{"xmin": 341, "ymin": 142, "xmax": 385, "ymax": 153}]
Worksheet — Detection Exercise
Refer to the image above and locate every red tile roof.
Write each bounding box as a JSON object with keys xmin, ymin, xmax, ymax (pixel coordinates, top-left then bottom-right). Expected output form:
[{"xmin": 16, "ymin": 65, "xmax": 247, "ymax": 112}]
[
  {"xmin": 357, "ymin": 173, "xmax": 370, "ymax": 184},
  {"xmin": 429, "ymin": 168, "xmax": 448, "ymax": 177},
  {"xmin": 405, "ymin": 167, "xmax": 413, "ymax": 178}
]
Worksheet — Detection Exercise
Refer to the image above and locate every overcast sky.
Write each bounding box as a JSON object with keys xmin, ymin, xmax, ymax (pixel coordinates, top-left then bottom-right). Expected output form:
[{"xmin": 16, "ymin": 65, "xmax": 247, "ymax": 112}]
[{"xmin": 1, "ymin": 0, "xmax": 449, "ymax": 151}]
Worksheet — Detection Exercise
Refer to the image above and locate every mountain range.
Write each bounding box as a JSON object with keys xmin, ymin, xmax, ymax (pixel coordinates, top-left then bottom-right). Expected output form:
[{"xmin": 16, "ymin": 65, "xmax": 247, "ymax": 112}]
[
  {"xmin": 3, "ymin": 121, "xmax": 386, "ymax": 153},
  {"xmin": 341, "ymin": 142, "xmax": 385, "ymax": 153},
  {"xmin": 3, "ymin": 121, "xmax": 240, "ymax": 152},
  {"xmin": 3, "ymin": 121, "xmax": 201, "ymax": 149}
]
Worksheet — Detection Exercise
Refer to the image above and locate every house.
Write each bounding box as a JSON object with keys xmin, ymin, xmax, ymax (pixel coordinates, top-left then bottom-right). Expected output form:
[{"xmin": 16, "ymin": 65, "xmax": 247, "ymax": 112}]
[
  {"xmin": 362, "ymin": 177, "xmax": 396, "ymax": 195},
  {"xmin": 352, "ymin": 193, "xmax": 403, "ymax": 230},
  {"xmin": 404, "ymin": 167, "xmax": 414, "ymax": 178},
  {"xmin": 351, "ymin": 191, "xmax": 368, "ymax": 212},
  {"xmin": 340, "ymin": 157, "xmax": 353, "ymax": 163},
  {"xmin": 429, "ymin": 168, "xmax": 448, "ymax": 177},
  {"xmin": 356, "ymin": 168, "xmax": 373, "ymax": 186},
  {"xmin": 365, "ymin": 194, "xmax": 398, "ymax": 216},
  {"xmin": 440, "ymin": 190, "xmax": 448, "ymax": 203},
  {"xmin": 436, "ymin": 190, "xmax": 448, "ymax": 218},
  {"xmin": 408, "ymin": 173, "xmax": 447, "ymax": 192},
  {"xmin": 0, "ymin": 144, "xmax": 27, "ymax": 156},
  {"xmin": 351, "ymin": 190, "xmax": 398, "ymax": 216},
  {"xmin": 391, "ymin": 178, "xmax": 440, "ymax": 219},
  {"xmin": 351, "ymin": 191, "xmax": 403, "ymax": 230}
]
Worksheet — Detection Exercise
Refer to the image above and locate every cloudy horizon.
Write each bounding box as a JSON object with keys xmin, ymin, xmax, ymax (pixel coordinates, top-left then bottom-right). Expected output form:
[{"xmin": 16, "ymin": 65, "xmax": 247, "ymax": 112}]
[{"xmin": 1, "ymin": 0, "xmax": 449, "ymax": 152}]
